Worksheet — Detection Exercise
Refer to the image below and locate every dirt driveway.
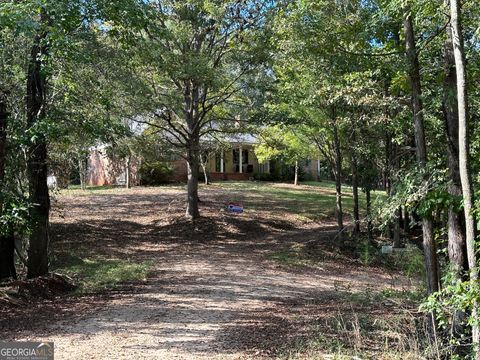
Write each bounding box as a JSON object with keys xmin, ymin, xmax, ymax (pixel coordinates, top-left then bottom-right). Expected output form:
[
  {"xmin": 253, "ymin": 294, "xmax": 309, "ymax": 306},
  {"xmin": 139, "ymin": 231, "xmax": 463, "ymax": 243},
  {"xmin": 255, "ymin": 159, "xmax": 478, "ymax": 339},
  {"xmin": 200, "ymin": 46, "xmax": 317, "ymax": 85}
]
[{"xmin": 2, "ymin": 185, "xmax": 411, "ymax": 359}]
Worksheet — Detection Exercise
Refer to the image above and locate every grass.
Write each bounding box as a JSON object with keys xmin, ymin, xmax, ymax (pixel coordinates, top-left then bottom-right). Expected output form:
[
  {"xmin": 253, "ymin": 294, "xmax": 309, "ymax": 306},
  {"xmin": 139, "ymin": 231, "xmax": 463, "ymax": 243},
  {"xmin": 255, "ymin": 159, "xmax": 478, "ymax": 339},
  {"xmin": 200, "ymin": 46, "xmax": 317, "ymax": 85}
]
[
  {"xmin": 59, "ymin": 180, "xmax": 386, "ymax": 222},
  {"xmin": 54, "ymin": 256, "xmax": 152, "ymax": 294},
  {"xmin": 276, "ymin": 311, "xmax": 432, "ymax": 360},
  {"xmin": 60, "ymin": 183, "xmax": 184, "ymax": 197},
  {"xmin": 67, "ymin": 184, "xmax": 119, "ymax": 191},
  {"xmin": 268, "ymin": 239, "xmax": 425, "ymax": 282},
  {"xmin": 213, "ymin": 180, "xmax": 385, "ymax": 221},
  {"xmin": 266, "ymin": 241, "xmax": 427, "ymax": 359},
  {"xmin": 276, "ymin": 286, "xmax": 428, "ymax": 360},
  {"xmin": 267, "ymin": 248, "xmax": 324, "ymax": 268}
]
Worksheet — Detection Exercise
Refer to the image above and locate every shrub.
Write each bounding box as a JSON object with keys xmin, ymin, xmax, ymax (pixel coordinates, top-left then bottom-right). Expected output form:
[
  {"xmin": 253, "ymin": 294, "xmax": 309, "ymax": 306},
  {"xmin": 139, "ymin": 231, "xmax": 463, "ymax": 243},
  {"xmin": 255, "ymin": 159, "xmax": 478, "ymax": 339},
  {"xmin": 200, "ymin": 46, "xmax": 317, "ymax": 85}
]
[
  {"xmin": 253, "ymin": 172, "xmax": 277, "ymax": 181},
  {"xmin": 139, "ymin": 161, "xmax": 174, "ymax": 185}
]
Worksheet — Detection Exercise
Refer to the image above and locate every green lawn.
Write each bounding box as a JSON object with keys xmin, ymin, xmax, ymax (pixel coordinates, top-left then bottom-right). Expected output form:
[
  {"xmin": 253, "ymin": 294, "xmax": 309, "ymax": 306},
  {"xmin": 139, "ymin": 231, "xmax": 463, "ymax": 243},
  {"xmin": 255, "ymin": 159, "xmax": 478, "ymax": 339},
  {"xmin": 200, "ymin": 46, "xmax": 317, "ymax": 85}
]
[
  {"xmin": 61, "ymin": 180, "xmax": 385, "ymax": 221},
  {"xmin": 54, "ymin": 256, "xmax": 152, "ymax": 294},
  {"xmin": 212, "ymin": 181, "xmax": 385, "ymax": 221},
  {"xmin": 66, "ymin": 184, "xmax": 119, "ymax": 191}
]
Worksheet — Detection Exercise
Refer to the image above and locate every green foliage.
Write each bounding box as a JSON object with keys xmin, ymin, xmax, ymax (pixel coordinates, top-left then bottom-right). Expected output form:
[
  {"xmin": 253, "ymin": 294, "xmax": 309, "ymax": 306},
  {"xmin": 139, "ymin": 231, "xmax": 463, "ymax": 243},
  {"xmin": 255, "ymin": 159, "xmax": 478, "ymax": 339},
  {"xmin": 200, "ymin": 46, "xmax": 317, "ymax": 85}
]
[
  {"xmin": 422, "ymin": 269, "xmax": 480, "ymax": 328},
  {"xmin": 139, "ymin": 161, "xmax": 174, "ymax": 185},
  {"xmin": 353, "ymin": 240, "xmax": 425, "ymax": 280},
  {"xmin": 56, "ymin": 257, "xmax": 152, "ymax": 294},
  {"xmin": 421, "ymin": 268, "xmax": 480, "ymax": 358},
  {"xmin": 255, "ymin": 125, "xmax": 315, "ymax": 165},
  {"xmin": 252, "ymin": 172, "xmax": 277, "ymax": 182},
  {"xmin": 385, "ymin": 246, "xmax": 426, "ymax": 280},
  {"xmin": 358, "ymin": 241, "xmax": 376, "ymax": 266},
  {"xmin": 0, "ymin": 192, "xmax": 31, "ymax": 236},
  {"xmin": 374, "ymin": 164, "xmax": 452, "ymax": 230}
]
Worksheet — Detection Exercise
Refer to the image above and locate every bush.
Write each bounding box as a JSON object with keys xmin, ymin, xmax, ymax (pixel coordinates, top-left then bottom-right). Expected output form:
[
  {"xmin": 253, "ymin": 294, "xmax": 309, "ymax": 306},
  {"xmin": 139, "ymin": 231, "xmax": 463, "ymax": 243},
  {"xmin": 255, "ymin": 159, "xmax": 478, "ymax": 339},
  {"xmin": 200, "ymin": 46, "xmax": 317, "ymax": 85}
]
[
  {"xmin": 300, "ymin": 172, "xmax": 316, "ymax": 182},
  {"xmin": 253, "ymin": 172, "xmax": 277, "ymax": 181},
  {"xmin": 139, "ymin": 161, "xmax": 174, "ymax": 185}
]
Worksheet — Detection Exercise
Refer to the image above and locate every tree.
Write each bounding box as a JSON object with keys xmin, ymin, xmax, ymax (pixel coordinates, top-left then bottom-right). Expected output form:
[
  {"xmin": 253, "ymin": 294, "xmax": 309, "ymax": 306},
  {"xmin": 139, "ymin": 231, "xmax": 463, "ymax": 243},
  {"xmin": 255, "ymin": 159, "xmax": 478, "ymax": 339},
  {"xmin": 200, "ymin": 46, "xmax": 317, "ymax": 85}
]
[
  {"xmin": 403, "ymin": 4, "xmax": 439, "ymax": 298},
  {"xmin": 309, "ymin": 108, "xmax": 345, "ymax": 241},
  {"xmin": 255, "ymin": 125, "xmax": 314, "ymax": 186},
  {"xmin": 25, "ymin": 6, "xmax": 50, "ymax": 278},
  {"xmin": 269, "ymin": 0, "xmax": 398, "ymax": 243},
  {"xmin": 0, "ymin": 4, "xmax": 34, "ymax": 280},
  {"xmin": 49, "ymin": 29, "xmax": 141, "ymax": 191},
  {"xmin": 449, "ymin": 0, "xmax": 480, "ymax": 353},
  {"xmin": 442, "ymin": 0, "xmax": 468, "ymax": 341},
  {"xmin": 0, "ymin": 0, "xmax": 125, "ymax": 277},
  {"xmin": 0, "ymin": 92, "xmax": 16, "ymax": 280},
  {"xmin": 105, "ymin": 1, "xmax": 273, "ymax": 219}
]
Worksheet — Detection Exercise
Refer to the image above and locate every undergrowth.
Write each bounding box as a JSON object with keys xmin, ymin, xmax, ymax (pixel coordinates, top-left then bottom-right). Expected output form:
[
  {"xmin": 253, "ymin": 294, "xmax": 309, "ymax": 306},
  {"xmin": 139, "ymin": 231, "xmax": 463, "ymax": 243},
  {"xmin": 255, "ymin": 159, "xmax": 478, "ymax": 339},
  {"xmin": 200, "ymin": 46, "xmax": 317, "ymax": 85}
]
[{"xmin": 54, "ymin": 256, "xmax": 152, "ymax": 293}]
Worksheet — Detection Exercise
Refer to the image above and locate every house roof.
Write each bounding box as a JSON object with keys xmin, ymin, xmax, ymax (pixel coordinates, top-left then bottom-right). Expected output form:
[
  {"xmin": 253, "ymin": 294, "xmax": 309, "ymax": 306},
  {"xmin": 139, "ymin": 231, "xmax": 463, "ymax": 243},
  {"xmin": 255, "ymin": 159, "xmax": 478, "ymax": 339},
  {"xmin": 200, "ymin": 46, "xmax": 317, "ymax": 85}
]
[
  {"xmin": 221, "ymin": 133, "xmax": 258, "ymax": 145},
  {"xmin": 202, "ymin": 133, "xmax": 258, "ymax": 146}
]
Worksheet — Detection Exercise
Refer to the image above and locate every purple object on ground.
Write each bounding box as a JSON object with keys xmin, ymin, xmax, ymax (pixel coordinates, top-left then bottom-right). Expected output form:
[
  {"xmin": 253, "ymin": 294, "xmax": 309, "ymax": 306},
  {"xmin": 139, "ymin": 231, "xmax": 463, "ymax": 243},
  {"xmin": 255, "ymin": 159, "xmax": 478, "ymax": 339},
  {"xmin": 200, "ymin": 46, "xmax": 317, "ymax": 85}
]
[{"xmin": 227, "ymin": 203, "xmax": 244, "ymax": 213}]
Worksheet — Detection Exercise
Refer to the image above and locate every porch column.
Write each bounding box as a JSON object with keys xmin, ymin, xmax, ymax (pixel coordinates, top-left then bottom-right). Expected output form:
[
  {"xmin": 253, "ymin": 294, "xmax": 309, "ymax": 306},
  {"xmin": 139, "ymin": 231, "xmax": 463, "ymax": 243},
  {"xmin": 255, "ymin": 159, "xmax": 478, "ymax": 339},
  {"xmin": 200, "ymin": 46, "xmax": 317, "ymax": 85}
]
[
  {"xmin": 220, "ymin": 150, "xmax": 224, "ymax": 173},
  {"xmin": 239, "ymin": 145, "xmax": 243, "ymax": 173}
]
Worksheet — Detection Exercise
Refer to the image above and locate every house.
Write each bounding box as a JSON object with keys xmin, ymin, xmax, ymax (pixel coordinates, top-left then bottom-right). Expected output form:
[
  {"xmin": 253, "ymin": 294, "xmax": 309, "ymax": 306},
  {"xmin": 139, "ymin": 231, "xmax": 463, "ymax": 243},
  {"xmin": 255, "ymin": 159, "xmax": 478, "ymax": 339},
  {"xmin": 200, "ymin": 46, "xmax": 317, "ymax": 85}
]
[
  {"xmin": 204, "ymin": 135, "xmax": 268, "ymax": 181},
  {"xmin": 86, "ymin": 135, "xmax": 321, "ymax": 186},
  {"xmin": 87, "ymin": 145, "xmax": 141, "ymax": 186}
]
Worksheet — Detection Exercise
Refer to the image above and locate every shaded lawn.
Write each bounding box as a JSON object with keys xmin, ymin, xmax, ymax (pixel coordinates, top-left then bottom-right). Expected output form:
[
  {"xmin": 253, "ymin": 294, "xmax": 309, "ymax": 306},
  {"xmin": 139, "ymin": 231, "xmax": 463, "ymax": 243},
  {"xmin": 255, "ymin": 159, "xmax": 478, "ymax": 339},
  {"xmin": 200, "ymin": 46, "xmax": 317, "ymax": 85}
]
[
  {"xmin": 53, "ymin": 256, "xmax": 152, "ymax": 294},
  {"xmin": 212, "ymin": 181, "xmax": 385, "ymax": 221},
  {"xmin": 61, "ymin": 181, "xmax": 386, "ymax": 221},
  {"xmin": 53, "ymin": 181, "xmax": 386, "ymax": 293},
  {"xmin": 61, "ymin": 183, "xmax": 182, "ymax": 196},
  {"xmin": 51, "ymin": 181, "xmax": 387, "ymax": 293}
]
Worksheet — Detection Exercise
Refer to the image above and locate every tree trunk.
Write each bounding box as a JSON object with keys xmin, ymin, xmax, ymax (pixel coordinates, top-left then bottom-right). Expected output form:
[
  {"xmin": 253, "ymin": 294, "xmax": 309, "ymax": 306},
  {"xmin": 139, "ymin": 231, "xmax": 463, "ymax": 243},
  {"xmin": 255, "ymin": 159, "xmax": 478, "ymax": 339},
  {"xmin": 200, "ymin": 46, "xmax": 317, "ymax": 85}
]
[
  {"xmin": 200, "ymin": 153, "xmax": 209, "ymax": 185},
  {"xmin": 332, "ymin": 112, "xmax": 343, "ymax": 244},
  {"xmin": 125, "ymin": 155, "xmax": 131, "ymax": 189},
  {"xmin": 443, "ymin": 15, "xmax": 467, "ymax": 277},
  {"xmin": 0, "ymin": 98, "xmax": 16, "ymax": 280},
  {"xmin": 78, "ymin": 153, "xmax": 86, "ymax": 191},
  {"xmin": 384, "ymin": 133, "xmax": 395, "ymax": 240},
  {"xmin": 0, "ymin": 99, "xmax": 6, "ymax": 188},
  {"xmin": 366, "ymin": 188, "xmax": 373, "ymax": 243},
  {"xmin": 403, "ymin": 209, "xmax": 410, "ymax": 233},
  {"xmin": 393, "ymin": 209, "xmax": 401, "ymax": 248},
  {"xmin": 450, "ymin": 0, "xmax": 480, "ymax": 353},
  {"xmin": 186, "ymin": 140, "xmax": 200, "ymax": 219},
  {"xmin": 351, "ymin": 154, "xmax": 360, "ymax": 235},
  {"xmin": 0, "ymin": 229, "xmax": 16, "ymax": 281},
  {"xmin": 392, "ymin": 143, "xmax": 401, "ymax": 248},
  {"xmin": 384, "ymin": 132, "xmax": 392, "ymax": 196},
  {"xmin": 26, "ymin": 11, "xmax": 50, "ymax": 278},
  {"xmin": 443, "ymin": 3, "xmax": 468, "ymax": 347},
  {"xmin": 403, "ymin": 7, "xmax": 439, "ymax": 296},
  {"xmin": 294, "ymin": 160, "xmax": 299, "ymax": 186},
  {"xmin": 184, "ymin": 77, "xmax": 202, "ymax": 219}
]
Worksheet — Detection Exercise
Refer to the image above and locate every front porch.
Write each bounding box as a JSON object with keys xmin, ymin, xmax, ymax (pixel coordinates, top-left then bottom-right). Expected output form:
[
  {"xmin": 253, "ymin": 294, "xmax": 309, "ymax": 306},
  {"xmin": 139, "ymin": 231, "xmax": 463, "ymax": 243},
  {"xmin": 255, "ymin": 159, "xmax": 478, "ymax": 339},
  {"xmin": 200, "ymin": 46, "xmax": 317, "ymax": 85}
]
[{"xmin": 205, "ymin": 143, "xmax": 269, "ymax": 181}]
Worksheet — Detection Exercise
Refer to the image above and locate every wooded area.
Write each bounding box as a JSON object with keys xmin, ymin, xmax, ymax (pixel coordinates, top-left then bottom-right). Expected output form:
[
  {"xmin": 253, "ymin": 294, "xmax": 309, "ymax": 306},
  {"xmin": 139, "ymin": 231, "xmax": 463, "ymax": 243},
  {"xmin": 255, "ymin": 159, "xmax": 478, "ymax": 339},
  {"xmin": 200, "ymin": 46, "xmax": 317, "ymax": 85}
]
[{"xmin": 1, "ymin": 0, "xmax": 480, "ymax": 358}]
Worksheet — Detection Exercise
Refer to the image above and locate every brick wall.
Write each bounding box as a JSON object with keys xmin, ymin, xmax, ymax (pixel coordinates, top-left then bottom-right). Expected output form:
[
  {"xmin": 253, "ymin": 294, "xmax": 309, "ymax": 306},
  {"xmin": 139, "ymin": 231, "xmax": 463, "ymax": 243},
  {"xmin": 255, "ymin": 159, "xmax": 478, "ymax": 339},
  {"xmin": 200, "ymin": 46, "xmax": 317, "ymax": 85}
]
[{"xmin": 170, "ymin": 160, "xmax": 188, "ymax": 182}]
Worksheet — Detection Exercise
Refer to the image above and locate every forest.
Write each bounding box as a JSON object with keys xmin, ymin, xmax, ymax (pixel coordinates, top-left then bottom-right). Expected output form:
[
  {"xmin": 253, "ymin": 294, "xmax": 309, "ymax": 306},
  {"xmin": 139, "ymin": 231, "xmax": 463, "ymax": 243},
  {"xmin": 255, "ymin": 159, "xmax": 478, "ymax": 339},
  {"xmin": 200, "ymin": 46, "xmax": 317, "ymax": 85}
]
[{"xmin": 1, "ymin": 0, "xmax": 480, "ymax": 359}]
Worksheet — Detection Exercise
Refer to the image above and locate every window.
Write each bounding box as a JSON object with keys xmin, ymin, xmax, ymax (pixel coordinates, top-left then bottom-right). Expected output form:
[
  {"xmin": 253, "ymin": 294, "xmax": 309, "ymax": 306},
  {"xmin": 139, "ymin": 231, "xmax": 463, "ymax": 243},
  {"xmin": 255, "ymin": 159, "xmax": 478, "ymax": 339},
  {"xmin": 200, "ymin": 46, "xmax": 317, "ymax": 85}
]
[
  {"xmin": 215, "ymin": 153, "xmax": 225, "ymax": 172},
  {"xmin": 232, "ymin": 149, "xmax": 248, "ymax": 164},
  {"xmin": 233, "ymin": 149, "xmax": 238, "ymax": 164},
  {"xmin": 243, "ymin": 149, "xmax": 248, "ymax": 164}
]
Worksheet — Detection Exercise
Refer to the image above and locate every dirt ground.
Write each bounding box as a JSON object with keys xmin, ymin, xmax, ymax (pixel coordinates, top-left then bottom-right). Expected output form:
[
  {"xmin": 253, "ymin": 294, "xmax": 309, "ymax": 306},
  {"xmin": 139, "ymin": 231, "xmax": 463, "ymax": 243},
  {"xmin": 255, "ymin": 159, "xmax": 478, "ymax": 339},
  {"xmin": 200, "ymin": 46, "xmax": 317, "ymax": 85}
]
[{"xmin": 0, "ymin": 184, "xmax": 416, "ymax": 359}]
